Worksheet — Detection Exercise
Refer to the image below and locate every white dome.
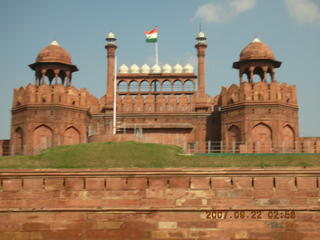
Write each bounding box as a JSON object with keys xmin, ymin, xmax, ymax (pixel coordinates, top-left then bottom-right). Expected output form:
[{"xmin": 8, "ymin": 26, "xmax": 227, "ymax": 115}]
[
  {"xmin": 184, "ymin": 64, "xmax": 194, "ymax": 73},
  {"xmin": 173, "ymin": 64, "xmax": 183, "ymax": 73},
  {"xmin": 151, "ymin": 64, "xmax": 161, "ymax": 74},
  {"xmin": 130, "ymin": 64, "xmax": 140, "ymax": 73},
  {"xmin": 141, "ymin": 64, "xmax": 150, "ymax": 73},
  {"xmin": 162, "ymin": 64, "xmax": 172, "ymax": 73},
  {"xmin": 108, "ymin": 32, "xmax": 116, "ymax": 39},
  {"xmin": 197, "ymin": 31, "xmax": 205, "ymax": 38},
  {"xmin": 50, "ymin": 40, "xmax": 60, "ymax": 46},
  {"xmin": 119, "ymin": 64, "xmax": 129, "ymax": 74}
]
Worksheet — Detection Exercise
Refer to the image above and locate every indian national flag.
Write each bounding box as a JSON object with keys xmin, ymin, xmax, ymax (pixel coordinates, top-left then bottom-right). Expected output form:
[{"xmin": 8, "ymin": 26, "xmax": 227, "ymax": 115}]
[{"xmin": 144, "ymin": 28, "xmax": 158, "ymax": 43}]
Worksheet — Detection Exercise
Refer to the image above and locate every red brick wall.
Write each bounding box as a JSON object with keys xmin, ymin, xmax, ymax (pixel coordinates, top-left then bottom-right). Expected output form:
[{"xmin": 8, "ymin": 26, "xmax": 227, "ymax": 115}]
[{"xmin": 0, "ymin": 168, "xmax": 319, "ymax": 240}]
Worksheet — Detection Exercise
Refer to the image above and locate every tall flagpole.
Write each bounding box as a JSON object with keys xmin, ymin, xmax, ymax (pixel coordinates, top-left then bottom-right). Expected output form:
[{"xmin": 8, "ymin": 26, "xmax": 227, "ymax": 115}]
[
  {"xmin": 155, "ymin": 41, "xmax": 159, "ymax": 65},
  {"xmin": 113, "ymin": 56, "xmax": 117, "ymax": 135}
]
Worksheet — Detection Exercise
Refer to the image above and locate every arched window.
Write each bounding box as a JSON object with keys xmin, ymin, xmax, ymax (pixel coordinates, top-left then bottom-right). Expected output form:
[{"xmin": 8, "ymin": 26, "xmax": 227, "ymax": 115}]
[
  {"xmin": 140, "ymin": 81, "xmax": 150, "ymax": 92},
  {"xmin": 33, "ymin": 125, "xmax": 53, "ymax": 152},
  {"xmin": 282, "ymin": 125, "xmax": 295, "ymax": 152},
  {"xmin": 14, "ymin": 127, "xmax": 24, "ymax": 155},
  {"xmin": 228, "ymin": 98, "xmax": 234, "ymax": 105},
  {"xmin": 251, "ymin": 123, "xmax": 272, "ymax": 153},
  {"xmin": 184, "ymin": 80, "xmax": 194, "ymax": 91},
  {"xmin": 151, "ymin": 80, "xmax": 161, "ymax": 92},
  {"xmin": 161, "ymin": 80, "xmax": 172, "ymax": 91},
  {"xmin": 129, "ymin": 81, "xmax": 138, "ymax": 92},
  {"xmin": 227, "ymin": 125, "xmax": 241, "ymax": 152},
  {"xmin": 64, "ymin": 127, "xmax": 81, "ymax": 145},
  {"xmin": 118, "ymin": 81, "xmax": 128, "ymax": 92},
  {"xmin": 173, "ymin": 80, "xmax": 183, "ymax": 91}
]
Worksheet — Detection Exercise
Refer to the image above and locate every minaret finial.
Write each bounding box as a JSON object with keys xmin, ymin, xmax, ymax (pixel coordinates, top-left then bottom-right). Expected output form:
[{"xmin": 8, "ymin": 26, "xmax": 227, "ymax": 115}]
[{"xmin": 252, "ymin": 35, "xmax": 261, "ymax": 43}]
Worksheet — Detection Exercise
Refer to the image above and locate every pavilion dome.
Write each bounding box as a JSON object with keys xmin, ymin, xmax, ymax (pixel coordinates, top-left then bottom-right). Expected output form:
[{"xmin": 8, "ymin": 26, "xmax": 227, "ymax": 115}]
[
  {"xmin": 184, "ymin": 64, "xmax": 194, "ymax": 73},
  {"xmin": 141, "ymin": 64, "xmax": 150, "ymax": 73},
  {"xmin": 239, "ymin": 37, "xmax": 275, "ymax": 61},
  {"xmin": 130, "ymin": 64, "xmax": 140, "ymax": 73},
  {"xmin": 119, "ymin": 64, "xmax": 129, "ymax": 73},
  {"xmin": 35, "ymin": 41, "xmax": 73, "ymax": 65},
  {"xmin": 173, "ymin": 64, "xmax": 183, "ymax": 73},
  {"xmin": 151, "ymin": 64, "xmax": 161, "ymax": 74},
  {"xmin": 162, "ymin": 64, "xmax": 172, "ymax": 73}
]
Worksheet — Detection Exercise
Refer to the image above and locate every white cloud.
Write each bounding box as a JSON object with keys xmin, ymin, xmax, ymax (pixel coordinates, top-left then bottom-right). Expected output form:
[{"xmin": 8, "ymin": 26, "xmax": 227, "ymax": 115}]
[
  {"xmin": 284, "ymin": 0, "xmax": 320, "ymax": 24},
  {"xmin": 191, "ymin": 0, "xmax": 256, "ymax": 24}
]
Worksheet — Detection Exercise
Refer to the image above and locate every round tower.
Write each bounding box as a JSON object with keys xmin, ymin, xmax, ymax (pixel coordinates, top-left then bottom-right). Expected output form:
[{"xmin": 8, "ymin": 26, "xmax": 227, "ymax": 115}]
[
  {"xmin": 29, "ymin": 41, "xmax": 78, "ymax": 86},
  {"xmin": 11, "ymin": 41, "xmax": 94, "ymax": 155},
  {"xmin": 218, "ymin": 37, "xmax": 299, "ymax": 153}
]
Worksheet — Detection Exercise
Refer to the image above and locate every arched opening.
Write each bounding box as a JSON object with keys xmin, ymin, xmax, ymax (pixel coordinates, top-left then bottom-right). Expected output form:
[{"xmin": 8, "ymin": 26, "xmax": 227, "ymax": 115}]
[
  {"xmin": 253, "ymin": 67, "xmax": 264, "ymax": 81},
  {"xmin": 140, "ymin": 81, "xmax": 150, "ymax": 92},
  {"xmin": 64, "ymin": 127, "xmax": 81, "ymax": 145},
  {"xmin": 161, "ymin": 80, "xmax": 172, "ymax": 91},
  {"xmin": 151, "ymin": 80, "xmax": 161, "ymax": 92},
  {"xmin": 129, "ymin": 80, "xmax": 138, "ymax": 92},
  {"xmin": 282, "ymin": 125, "xmax": 295, "ymax": 152},
  {"xmin": 227, "ymin": 125, "xmax": 241, "ymax": 152},
  {"xmin": 184, "ymin": 80, "xmax": 194, "ymax": 91},
  {"xmin": 251, "ymin": 123, "xmax": 272, "ymax": 153},
  {"xmin": 14, "ymin": 127, "xmax": 24, "ymax": 155},
  {"xmin": 118, "ymin": 80, "xmax": 128, "ymax": 92},
  {"xmin": 173, "ymin": 80, "xmax": 183, "ymax": 91},
  {"xmin": 228, "ymin": 98, "xmax": 234, "ymax": 105},
  {"xmin": 33, "ymin": 125, "xmax": 53, "ymax": 152}
]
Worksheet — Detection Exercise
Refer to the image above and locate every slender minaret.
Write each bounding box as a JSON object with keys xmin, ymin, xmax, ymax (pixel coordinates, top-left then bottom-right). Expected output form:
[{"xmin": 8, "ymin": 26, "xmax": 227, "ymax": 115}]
[
  {"xmin": 195, "ymin": 31, "xmax": 207, "ymax": 98},
  {"xmin": 105, "ymin": 32, "xmax": 117, "ymax": 111}
]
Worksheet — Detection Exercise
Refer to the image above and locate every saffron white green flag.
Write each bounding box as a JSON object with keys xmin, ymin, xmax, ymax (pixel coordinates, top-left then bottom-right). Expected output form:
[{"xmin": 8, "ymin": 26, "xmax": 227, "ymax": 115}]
[{"xmin": 144, "ymin": 28, "xmax": 158, "ymax": 43}]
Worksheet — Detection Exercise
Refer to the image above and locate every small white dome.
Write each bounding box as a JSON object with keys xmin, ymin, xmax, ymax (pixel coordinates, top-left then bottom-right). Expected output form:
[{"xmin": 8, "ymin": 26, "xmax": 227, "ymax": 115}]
[
  {"xmin": 130, "ymin": 64, "xmax": 140, "ymax": 73},
  {"xmin": 119, "ymin": 64, "xmax": 129, "ymax": 74},
  {"xmin": 141, "ymin": 64, "xmax": 150, "ymax": 73},
  {"xmin": 173, "ymin": 64, "xmax": 183, "ymax": 73},
  {"xmin": 50, "ymin": 40, "xmax": 60, "ymax": 46},
  {"xmin": 108, "ymin": 32, "xmax": 116, "ymax": 39},
  {"xmin": 162, "ymin": 64, "xmax": 172, "ymax": 73},
  {"xmin": 184, "ymin": 64, "xmax": 194, "ymax": 73},
  {"xmin": 197, "ymin": 31, "xmax": 205, "ymax": 38},
  {"xmin": 151, "ymin": 64, "xmax": 161, "ymax": 74},
  {"xmin": 252, "ymin": 37, "xmax": 261, "ymax": 43}
]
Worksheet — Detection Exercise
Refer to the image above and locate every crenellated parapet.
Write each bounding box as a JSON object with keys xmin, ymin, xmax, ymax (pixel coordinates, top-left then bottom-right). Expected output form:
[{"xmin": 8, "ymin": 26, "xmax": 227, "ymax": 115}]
[
  {"xmin": 12, "ymin": 84, "xmax": 100, "ymax": 113},
  {"xmin": 220, "ymin": 81, "xmax": 297, "ymax": 107}
]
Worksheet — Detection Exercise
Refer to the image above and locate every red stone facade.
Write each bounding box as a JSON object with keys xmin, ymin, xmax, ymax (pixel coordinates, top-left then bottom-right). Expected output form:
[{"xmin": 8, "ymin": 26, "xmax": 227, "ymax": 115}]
[
  {"xmin": 4, "ymin": 34, "xmax": 320, "ymax": 155},
  {"xmin": 0, "ymin": 168, "xmax": 319, "ymax": 239}
]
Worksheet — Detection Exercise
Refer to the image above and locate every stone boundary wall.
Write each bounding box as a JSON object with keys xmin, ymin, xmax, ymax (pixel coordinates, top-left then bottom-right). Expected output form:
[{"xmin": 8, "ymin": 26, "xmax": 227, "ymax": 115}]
[{"xmin": 0, "ymin": 168, "xmax": 319, "ymax": 240}]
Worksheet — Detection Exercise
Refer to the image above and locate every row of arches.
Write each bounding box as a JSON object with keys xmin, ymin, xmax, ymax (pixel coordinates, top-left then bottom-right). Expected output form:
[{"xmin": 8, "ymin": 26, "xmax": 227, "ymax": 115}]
[
  {"xmin": 13, "ymin": 125, "xmax": 81, "ymax": 155},
  {"xmin": 117, "ymin": 94, "xmax": 195, "ymax": 113},
  {"xmin": 227, "ymin": 123, "xmax": 295, "ymax": 153},
  {"xmin": 118, "ymin": 80, "xmax": 195, "ymax": 93}
]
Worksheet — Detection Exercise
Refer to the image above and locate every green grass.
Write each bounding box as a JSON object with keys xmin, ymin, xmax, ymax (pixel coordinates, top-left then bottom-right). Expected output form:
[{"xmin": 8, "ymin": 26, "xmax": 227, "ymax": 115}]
[{"xmin": 1, "ymin": 141, "xmax": 320, "ymax": 169}]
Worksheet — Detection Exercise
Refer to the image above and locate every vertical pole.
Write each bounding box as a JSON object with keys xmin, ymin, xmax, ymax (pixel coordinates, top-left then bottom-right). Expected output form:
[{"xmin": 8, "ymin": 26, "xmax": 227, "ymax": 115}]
[
  {"xmin": 155, "ymin": 41, "xmax": 159, "ymax": 65},
  {"xmin": 113, "ymin": 56, "xmax": 117, "ymax": 135}
]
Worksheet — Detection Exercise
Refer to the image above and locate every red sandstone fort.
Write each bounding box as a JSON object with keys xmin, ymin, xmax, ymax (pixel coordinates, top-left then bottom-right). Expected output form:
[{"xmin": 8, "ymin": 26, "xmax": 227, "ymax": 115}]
[{"xmin": 1, "ymin": 32, "xmax": 320, "ymax": 155}]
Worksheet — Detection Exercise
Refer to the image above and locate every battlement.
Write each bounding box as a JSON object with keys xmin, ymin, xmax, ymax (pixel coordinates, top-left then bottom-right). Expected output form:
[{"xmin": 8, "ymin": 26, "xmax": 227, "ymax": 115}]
[
  {"xmin": 220, "ymin": 81, "xmax": 297, "ymax": 107},
  {"xmin": 12, "ymin": 84, "xmax": 100, "ymax": 113}
]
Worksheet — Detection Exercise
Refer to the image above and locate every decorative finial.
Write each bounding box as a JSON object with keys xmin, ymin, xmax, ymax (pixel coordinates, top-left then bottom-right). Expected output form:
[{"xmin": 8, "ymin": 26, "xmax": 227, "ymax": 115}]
[
  {"xmin": 106, "ymin": 32, "xmax": 116, "ymax": 44},
  {"xmin": 252, "ymin": 36, "xmax": 261, "ymax": 43},
  {"xmin": 50, "ymin": 40, "xmax": 60, "ymax": 46},
  {"xmin": 196, "ymin": 31, "xmax": 206, "ymax": 43}
]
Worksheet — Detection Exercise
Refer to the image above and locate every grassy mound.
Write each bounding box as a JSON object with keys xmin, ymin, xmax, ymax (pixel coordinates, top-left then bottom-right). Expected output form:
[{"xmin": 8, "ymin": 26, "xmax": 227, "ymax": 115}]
[{"xmin": 0, "ymin": 141, "xmax": 320, "ymax": 169}]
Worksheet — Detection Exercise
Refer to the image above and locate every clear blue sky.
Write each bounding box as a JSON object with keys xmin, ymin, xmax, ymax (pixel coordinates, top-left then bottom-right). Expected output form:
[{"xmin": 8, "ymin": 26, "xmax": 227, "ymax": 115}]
[{"xmin": 0, "ymin": 0, "xmax": 320, "ymax": 139}]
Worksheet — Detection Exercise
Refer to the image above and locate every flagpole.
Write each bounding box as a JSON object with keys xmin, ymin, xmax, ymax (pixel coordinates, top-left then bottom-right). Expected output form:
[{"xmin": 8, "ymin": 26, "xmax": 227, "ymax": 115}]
[
  {"xmin": 155, "ymin": 41, "xmax": 159, "ymax": 65},
  {"xmin": 113, "ymin": 56, "xmax": 117, "ymax": 135}
]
